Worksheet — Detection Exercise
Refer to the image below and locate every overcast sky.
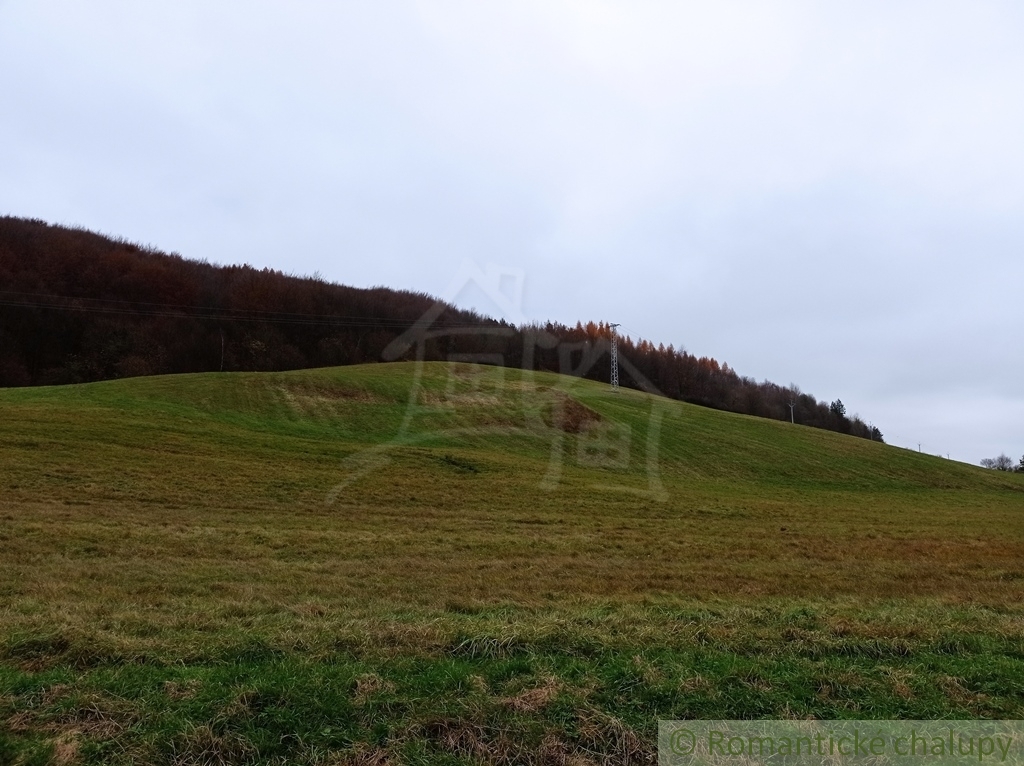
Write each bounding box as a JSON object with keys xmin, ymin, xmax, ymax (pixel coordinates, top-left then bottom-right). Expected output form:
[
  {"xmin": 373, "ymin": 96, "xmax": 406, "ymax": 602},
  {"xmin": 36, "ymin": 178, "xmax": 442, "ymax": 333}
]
[{"xmin": 2, "ymin": 1, "xmax": 1022, "ymax": 464}]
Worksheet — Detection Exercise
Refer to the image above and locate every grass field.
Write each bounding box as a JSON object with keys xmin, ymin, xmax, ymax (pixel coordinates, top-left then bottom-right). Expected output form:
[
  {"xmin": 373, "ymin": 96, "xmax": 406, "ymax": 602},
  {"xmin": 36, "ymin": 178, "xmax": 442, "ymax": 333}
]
[{"xmin": 1, "ymin": 361, "xmax": 1022, "ymax": 765}]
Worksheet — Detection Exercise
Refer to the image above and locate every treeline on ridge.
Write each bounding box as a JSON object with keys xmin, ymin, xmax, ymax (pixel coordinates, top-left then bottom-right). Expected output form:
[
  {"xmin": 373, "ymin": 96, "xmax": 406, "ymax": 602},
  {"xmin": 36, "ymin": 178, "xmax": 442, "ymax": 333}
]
[{"xmin": 0, "ymin": 216, "xmax": 882, "ymax": 441}]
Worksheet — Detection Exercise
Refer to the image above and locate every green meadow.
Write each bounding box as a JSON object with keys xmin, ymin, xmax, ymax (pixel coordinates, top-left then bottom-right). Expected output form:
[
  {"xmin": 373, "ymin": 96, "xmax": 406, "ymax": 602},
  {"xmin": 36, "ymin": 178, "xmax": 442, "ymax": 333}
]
[{"xmin": 1, "ymin": 362, "xmax": 1022, "ymax": 765}]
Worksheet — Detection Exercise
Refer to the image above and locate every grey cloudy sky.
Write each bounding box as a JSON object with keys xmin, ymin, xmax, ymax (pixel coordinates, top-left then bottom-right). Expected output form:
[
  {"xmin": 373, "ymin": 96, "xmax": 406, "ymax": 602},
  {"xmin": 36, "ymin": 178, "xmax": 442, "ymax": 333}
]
[{"xmin": 2, "ymin": 1, "xmax": 1022, "ymax": 464}]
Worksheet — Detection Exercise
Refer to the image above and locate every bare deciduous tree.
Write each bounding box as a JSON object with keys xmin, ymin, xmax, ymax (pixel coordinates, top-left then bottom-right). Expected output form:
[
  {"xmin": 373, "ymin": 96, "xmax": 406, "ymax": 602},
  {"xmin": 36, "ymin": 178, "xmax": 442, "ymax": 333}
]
[{"xmin": 980, "ymin": 454, "xmax": 1015, "ymax": 471}]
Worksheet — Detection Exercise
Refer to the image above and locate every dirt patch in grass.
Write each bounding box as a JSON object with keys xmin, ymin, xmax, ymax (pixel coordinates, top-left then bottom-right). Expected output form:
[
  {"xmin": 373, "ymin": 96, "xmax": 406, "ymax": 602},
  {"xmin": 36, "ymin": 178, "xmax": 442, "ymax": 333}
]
[{"xmin": 544, "ymin": 392, "xmax": 602, "ymax": 434}]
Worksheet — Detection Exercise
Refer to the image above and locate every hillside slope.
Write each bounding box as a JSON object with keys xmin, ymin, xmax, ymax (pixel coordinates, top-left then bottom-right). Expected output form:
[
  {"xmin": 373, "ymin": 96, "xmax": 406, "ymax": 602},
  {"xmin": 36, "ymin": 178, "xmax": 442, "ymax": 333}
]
[
  {"xmin": 1, "ymin": 364, "xmax": 1022, "ymax": 763},
  {"xmin": 2, "ymin": 361, "xmax": 1020, "ymax": 606}
]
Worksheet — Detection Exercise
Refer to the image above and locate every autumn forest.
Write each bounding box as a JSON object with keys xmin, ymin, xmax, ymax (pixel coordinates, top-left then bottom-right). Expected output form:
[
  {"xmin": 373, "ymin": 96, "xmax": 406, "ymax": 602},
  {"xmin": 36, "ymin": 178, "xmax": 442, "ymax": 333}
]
[{"xmin": 0, "ymin": 216, "xmax": 881, "ymax": 441}]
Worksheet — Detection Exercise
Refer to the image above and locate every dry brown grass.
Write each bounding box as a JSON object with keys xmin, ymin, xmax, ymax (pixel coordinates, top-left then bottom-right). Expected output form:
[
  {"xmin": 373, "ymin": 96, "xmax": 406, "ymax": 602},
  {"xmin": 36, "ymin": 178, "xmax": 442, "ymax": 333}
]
[
  {"xmin": 500, "ymin": 677, "xmax": 561, "ymax": 713},
  {"xmin": 3, "ymin": 479, "xmax": 1021, "ymax": 659},
  {"xmin": 169, "ymin": 723, "xmax": 257, "ymax": 766},
  {"xmin": 326, "ymin": 744, "xmax": 396, "ymax": 766},
  {"xmin": 353, "ymin": 673, "xmax": 396, "ymax": 705}
]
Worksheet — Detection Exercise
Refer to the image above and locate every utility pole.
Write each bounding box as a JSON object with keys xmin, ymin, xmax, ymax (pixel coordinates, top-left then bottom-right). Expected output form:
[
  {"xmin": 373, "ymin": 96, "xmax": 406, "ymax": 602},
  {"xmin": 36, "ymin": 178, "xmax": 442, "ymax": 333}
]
[{"xmin": 609, "ymin": 323, "xmax": 620, "ymax": 391}]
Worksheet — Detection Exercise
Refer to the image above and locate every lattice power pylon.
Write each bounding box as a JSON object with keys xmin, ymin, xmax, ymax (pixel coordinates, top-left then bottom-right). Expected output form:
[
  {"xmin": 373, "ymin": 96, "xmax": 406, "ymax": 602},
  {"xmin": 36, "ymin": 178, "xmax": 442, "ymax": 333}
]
[{"xmin": 609, "ymin": 323, "xmax": 620, "ymax": 391}]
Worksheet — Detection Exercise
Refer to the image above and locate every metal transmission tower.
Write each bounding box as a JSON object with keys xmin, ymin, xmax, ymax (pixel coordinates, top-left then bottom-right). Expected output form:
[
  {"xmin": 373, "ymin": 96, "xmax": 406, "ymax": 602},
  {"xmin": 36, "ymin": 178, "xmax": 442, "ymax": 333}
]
[{"xmin": 609, "ymin": 323, "xmax": 620, "ymax": 390}]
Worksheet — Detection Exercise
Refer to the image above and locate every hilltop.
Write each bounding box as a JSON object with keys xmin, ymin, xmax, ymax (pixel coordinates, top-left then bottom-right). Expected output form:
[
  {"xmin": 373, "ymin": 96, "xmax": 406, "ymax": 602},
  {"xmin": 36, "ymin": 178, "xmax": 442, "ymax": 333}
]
[{"xmin": 1, "ymin": 215, "xmax": 880, "ymax": 440}]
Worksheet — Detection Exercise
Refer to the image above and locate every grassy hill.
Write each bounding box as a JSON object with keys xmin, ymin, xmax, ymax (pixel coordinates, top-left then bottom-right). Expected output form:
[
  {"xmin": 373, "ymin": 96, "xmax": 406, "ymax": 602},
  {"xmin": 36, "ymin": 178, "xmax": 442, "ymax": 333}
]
[{"xmin": 1, "ymin": 362, "xmax": 1022, "ymax": 764}]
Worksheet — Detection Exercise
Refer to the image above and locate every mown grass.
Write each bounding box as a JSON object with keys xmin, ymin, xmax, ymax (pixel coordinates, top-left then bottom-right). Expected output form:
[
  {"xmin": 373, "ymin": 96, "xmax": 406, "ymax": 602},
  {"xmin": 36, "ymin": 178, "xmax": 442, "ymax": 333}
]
[{"xmin": 1, "ymin": 362, "xmax": 1022, "ymax": 764}]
